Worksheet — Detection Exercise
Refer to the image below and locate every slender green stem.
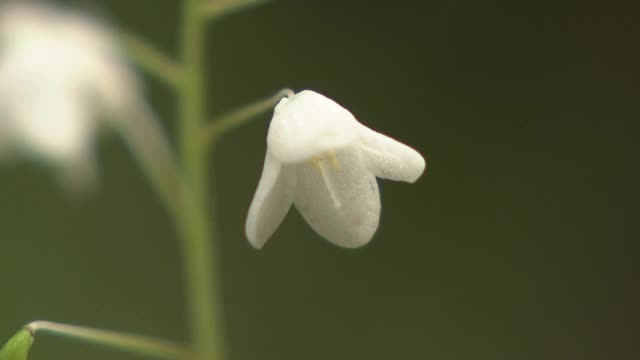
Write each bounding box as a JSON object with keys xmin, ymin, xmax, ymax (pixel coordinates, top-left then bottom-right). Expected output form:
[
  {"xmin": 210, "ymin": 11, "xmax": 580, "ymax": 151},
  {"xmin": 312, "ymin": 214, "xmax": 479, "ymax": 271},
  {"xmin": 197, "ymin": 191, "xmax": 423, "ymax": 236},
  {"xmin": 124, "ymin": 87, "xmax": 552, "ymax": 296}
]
[
  {"xmin": 203, "ymin": 88, "xmax": 293, "ymax": 145},
  {"xmin": 178, "ymin": 1, "xmax": 224, "ymax": 360},
  {"xmin": 24, "ymin": 321, "xmax": 191, "ymax": 360},
  {"xmin": 202, "ymin": 0, "xmax": 270, "ymax": 21},
  {"xmin": 121, "ymin": 31, "xmax": 183, "ymax": 87}
]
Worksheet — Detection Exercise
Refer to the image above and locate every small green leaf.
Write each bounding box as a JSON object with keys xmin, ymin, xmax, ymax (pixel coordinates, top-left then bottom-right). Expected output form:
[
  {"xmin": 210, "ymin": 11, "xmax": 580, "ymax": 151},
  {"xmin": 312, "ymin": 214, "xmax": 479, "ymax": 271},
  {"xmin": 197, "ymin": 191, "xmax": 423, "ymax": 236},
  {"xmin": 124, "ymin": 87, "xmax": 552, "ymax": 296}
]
[{"xmin": 0, "ymin": 329, "xmax": 34, "ymax": 360}]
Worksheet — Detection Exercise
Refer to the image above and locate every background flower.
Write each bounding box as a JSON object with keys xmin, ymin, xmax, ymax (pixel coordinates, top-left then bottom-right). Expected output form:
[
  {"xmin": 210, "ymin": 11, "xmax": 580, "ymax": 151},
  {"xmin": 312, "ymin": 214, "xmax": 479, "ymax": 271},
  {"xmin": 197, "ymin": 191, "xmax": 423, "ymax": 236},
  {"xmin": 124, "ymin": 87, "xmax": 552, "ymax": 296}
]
[{"xmin": 0, "ymin": 2, "xmax": 144, "ymax": 186}]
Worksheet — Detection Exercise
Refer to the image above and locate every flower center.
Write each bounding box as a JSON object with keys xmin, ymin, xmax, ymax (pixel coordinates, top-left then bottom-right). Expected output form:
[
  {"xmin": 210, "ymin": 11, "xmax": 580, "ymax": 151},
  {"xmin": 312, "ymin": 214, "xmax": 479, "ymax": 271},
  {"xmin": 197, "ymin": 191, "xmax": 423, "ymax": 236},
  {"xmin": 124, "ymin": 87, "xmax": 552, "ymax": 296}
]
[{"xmin": 311, "ymin": 151, "xmax": 342, "ymax": 209}]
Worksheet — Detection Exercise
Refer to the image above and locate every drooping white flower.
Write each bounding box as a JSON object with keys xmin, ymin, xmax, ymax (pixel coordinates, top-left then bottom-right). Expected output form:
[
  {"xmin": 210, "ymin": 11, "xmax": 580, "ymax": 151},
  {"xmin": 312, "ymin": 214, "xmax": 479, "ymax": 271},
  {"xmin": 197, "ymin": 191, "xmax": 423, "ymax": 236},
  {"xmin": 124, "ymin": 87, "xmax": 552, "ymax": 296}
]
[
  {"xmin": 246, "ymin": 90, "xmax": 426, "ymax": 249},
  {"xmin": 0, "ymin": 2, "xmax": 142, "ymax": 182}
]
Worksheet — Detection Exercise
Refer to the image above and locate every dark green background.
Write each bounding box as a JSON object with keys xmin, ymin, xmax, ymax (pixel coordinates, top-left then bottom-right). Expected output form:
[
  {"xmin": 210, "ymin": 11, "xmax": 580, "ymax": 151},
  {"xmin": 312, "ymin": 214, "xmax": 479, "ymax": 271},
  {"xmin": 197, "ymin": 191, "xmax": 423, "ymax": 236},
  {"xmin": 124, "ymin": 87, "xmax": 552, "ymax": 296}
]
[{"xmin": 1, "ymin": 1, "xmax": 637, "ymax": 359}]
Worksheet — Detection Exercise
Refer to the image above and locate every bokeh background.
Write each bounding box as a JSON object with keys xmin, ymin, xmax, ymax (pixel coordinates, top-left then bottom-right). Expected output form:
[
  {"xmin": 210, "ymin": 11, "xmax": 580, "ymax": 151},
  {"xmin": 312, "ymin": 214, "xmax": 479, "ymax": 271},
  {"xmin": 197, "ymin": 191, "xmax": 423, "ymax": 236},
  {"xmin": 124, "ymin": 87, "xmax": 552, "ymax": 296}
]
[{"xmin": 1, "ymin": 0, "xmax": 637, "ymax": 359}]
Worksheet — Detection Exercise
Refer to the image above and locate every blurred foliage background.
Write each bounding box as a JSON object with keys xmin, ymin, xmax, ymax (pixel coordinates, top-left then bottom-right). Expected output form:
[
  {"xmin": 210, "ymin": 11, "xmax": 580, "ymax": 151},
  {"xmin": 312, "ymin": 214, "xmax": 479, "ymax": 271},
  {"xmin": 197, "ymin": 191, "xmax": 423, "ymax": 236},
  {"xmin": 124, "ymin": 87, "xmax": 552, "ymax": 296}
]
[{"xmin": 1, "ymin": 0, "xmax": 637, "ymax": 359}]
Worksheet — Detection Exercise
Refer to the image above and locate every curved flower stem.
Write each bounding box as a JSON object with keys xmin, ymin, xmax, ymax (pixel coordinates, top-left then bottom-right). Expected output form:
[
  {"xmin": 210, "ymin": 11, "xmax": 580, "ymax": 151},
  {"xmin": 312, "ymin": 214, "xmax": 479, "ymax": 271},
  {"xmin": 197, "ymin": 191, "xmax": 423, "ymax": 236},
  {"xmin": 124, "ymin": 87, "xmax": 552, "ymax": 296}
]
[
  {"xmin": 24, "ymin": 321, "xmax": 191, "ymax": 360},
  {"xmin": 202, "ymin": 0, "xmax": 270, "ymax": 21},
  {"xmin": 118, "ymin": 102, "xmax": 183, "ymax": 219},
  {"xmin": 202, "ymin": 88, "xmax": 293, "ymax": 145},
  {"xmin": 121, "ymin": 31, "xmax": 183, "ymax": 88},
  {"xmin": 178, "ymin": 1, "xmax": 224, "ymax": 360}
]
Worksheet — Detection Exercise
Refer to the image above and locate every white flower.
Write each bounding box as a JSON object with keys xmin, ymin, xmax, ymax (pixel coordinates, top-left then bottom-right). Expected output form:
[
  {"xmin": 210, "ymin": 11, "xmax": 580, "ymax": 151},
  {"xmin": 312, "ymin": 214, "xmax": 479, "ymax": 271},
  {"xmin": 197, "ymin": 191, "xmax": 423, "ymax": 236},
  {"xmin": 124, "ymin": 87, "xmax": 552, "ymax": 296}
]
[
  {"xmin": 246, "ymin": 90, "xmax": 426, "ymax": 249},
  {"xmin": 0, "ymin": 2, "xmax": 140, "ymax": 181}
]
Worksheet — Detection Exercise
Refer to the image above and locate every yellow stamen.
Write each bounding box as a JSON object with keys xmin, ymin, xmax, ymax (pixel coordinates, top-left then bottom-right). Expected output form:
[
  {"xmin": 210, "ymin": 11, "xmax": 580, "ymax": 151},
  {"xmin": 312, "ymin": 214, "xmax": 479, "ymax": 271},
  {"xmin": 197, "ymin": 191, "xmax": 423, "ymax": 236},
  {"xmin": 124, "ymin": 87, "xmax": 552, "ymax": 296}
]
[
  {"xmin": 327, "ymin": 150, "xmax": 340, "ymax": 171},
  {"xmin": 309, "ymin": 152, "xmax": 342, "ymax": 209},
  {"xmin": 311, "ymin": 157, "xmax": 323, "ymax": 172}
]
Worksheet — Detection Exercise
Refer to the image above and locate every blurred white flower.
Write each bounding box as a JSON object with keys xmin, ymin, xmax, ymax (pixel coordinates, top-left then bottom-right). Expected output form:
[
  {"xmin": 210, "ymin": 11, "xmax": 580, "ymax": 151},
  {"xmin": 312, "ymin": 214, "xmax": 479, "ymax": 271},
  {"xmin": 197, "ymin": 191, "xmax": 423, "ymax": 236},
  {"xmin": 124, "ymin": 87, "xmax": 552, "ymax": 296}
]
[
  {"xmin": 0, "ymin": 2, "xmax": 142, "ymax": 184},
  {"xmin": 246, "ymin": 90, "xmax": 426, "ymax": 249}
]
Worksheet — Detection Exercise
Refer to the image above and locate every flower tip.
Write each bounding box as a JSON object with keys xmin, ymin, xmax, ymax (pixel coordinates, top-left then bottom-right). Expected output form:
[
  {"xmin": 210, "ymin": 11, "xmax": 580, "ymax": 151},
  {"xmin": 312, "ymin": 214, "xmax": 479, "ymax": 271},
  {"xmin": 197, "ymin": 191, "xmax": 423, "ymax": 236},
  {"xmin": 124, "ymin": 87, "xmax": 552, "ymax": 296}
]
[
  {"xmin": 396, "ymin": 148, "xmax": 427, "ymax": 184},
  {"xmin": 421, "ymin": 156, "xmax": 429, "ymax": 177},
  {"xmin": 332, "ymin": 235, "xmax": 373, "ymax": 249},
  {"xmin": 245, "ymin": 223, "xmax": 268, "ymax": 250},
  {"xmin": 247, "ymin": 234, "xmax": 267, "ymax": 250},
  {"xmin": 411, "ymin": 153, "xmax": 428, "ymax": 183}
]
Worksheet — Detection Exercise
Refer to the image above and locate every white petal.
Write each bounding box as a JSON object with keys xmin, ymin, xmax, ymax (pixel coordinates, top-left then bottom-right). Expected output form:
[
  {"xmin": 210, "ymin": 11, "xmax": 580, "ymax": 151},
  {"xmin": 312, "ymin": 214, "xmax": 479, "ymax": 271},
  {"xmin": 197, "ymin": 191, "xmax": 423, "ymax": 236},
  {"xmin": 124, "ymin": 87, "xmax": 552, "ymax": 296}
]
[
  {"xmin": 359, "ymin": 126, "xmax": 426, "ymax": 183},
  {"xmin": 0, "ymin": 1, "xmax": 139, "ymax": 120},
  {"xmin": 293, "ymin": 148, "xmax": 380, "ymax": 248},
  {"xmin": 9, "ymin": 90, "xmax": 94, "ymax": 163},
  {"xmin": 267, "ymin": 90, "xmax": 361, "ymax": 164},
  {"xmin": 245, "ymin": 152, "xmax": 297, "ymax": 249}
]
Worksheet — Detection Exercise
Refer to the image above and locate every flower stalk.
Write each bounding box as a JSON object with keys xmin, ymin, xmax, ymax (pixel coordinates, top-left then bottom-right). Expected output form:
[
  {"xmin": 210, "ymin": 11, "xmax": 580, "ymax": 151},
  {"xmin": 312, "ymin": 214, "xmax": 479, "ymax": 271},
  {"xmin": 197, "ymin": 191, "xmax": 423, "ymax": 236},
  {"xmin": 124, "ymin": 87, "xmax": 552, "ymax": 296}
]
[
  {"xmin": 177, "ymin": 1, "xmax": 224, "ymax": 360},
  {"xmin": 203, "ymin": 88, "xmax": 293, "ymax": 144},
  {"xmin": 120, "ymin": 31, "xmax": 183, "ymax": 88},
  {"xmin": 23, "ymin": 321, "xmax": 190, "ymax": 360},
  {"xmin": 202, "ymin": 0, "xmax": 270, "ymax": 21}
]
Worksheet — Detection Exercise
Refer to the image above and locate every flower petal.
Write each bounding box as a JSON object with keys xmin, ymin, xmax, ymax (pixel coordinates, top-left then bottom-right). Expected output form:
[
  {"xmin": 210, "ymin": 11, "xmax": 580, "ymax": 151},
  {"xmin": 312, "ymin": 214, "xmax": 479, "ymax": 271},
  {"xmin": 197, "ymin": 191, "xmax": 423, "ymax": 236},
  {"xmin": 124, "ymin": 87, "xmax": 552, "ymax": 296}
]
[
  {"xmin": 245, "ymin": 152, "xmax": 297, "ymax": 249},
  {"xmin": 359, "ymin": 126, "xmax": 426, "ymax": 183},
  {"xmin": 9, "ymin": 90, "xmax": 94, "ymax": 163},
  {"xmin": 293, "ymin": 148, "xmax": 380, "ymax": 248},
  {"xmin": 267, "ymin": 90, "xmax": 361, "ymax": 164}
]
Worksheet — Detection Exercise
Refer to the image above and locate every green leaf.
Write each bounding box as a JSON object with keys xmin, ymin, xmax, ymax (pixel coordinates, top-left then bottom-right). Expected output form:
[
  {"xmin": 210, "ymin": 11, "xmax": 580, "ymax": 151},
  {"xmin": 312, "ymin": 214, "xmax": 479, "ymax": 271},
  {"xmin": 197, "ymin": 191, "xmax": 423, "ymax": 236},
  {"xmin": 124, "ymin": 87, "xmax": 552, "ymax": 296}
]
[{"xmin": 0, "ymin": 330, "xmax": 34, "ymax": 360}]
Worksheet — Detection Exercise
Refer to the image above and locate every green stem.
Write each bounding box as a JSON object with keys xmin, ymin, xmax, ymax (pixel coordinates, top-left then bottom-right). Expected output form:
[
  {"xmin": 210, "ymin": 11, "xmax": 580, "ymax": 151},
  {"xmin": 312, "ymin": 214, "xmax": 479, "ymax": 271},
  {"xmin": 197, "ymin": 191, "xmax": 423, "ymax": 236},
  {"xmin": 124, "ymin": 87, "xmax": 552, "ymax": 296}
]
[
  {"xmin": 202, "ymin": 0, "xmax": 270, "ymax": 21},
  {"xmin": 179, "ymin": 1, "xmax": 224, "ymax": 360},
  {"xmin": 202, "ymin": 88, "xmax": 293, "ymax": 145},
  {"xmin": 24, "ymin": 321, "xmax": 190, "ymax": 360},
  {"xmin": 120, "ymin": 31, "xmax": 183, "ymax": 88}
]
